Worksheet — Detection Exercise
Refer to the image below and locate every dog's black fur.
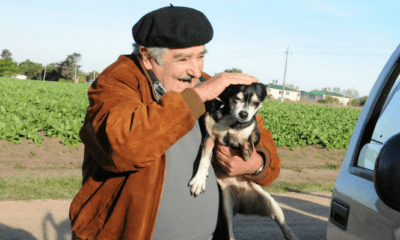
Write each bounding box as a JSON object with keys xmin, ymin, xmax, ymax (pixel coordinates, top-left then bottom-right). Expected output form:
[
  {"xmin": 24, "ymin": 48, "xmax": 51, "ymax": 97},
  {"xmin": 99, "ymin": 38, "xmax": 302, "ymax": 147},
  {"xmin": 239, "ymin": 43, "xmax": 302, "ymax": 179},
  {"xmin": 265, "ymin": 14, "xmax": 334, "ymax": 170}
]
[{"xmin": 203, "ymin": 83, "xmax": 265, "ymax": 156}]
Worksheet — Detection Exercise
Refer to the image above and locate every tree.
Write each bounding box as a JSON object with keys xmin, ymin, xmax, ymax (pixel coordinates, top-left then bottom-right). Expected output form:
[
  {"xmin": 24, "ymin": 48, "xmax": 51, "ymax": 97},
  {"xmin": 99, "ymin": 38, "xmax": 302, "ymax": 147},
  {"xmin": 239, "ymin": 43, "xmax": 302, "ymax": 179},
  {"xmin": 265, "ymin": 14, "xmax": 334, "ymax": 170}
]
[
  {"xmin": 224, "ymin": 68, "xmax": 242, "ymax": 73},
  {"xmin": 42, "ymin": 63, "xmax": 62, "ymax": 81},
  {"xmin": 322, "ymin": 87, "xmax": 331, "ymax": 92},
  {"xmin": 18, "ymin": 59, "xmax": 44, "ymax": 80},
  {"xmin": 332, "ymin": 87, "xmax": 341, "ymax": 94},
  {"xmin": 1, "ymin": 49, "xmax": 12, "ymax": 60},
  {"xmin": 0, "ymin": 58, "xmax": 20, "ymax": 77},
  {"xmin": 286, "ymin": 84, "xmax": 299, "ymax": 91},
  {"xmin": 359, "ymin": 96, "xmax": 368, "ymax": 106},
  {"xmin": 342, "ymin": 88, "xmax": 359, "ymax": 99},
  {"xmin": 57, "ymin": 53, "xmax": 82, "ymax": 81},
  {"xmin": 85, "ymin": 70, "xmax": 100, "ymax": 83}
]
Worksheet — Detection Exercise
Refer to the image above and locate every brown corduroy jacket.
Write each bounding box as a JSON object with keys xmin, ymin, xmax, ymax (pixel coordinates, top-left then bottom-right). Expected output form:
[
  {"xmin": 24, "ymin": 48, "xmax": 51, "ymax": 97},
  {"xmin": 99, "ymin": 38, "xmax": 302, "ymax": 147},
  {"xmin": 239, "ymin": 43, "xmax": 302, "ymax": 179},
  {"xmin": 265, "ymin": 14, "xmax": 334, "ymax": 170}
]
[{"xmin": 69, "ymin": 54, "xmax": 281, "ymax": 240}]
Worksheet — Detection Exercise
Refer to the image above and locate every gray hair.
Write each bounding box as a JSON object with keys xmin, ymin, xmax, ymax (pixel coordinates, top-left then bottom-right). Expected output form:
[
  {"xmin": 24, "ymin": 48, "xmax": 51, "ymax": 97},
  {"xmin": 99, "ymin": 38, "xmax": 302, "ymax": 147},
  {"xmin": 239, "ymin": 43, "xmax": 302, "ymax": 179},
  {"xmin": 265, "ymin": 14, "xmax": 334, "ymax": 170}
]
[{"xmin": 132, "ymin": 43, "xmax": 168, "ymax": 66}]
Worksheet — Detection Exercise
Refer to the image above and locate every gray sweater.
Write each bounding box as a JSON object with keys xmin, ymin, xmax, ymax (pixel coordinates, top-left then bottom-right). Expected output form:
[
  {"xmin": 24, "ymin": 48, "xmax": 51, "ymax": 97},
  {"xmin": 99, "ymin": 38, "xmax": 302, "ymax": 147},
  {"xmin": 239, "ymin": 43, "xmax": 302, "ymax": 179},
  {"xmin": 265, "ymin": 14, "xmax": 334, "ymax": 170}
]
[{"xmin": 151, "ymin": 76, "xmax": 219, "ymax": 240}]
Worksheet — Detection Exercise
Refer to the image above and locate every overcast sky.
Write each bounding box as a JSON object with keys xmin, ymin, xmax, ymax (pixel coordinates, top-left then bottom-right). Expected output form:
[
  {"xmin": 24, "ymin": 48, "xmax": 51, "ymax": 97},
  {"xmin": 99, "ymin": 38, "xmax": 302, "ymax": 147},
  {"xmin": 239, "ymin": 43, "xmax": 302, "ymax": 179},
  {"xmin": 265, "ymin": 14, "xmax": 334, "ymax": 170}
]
[{"xmin": 2, "ymin": 0, "xmax": 399, "ymax": 96}]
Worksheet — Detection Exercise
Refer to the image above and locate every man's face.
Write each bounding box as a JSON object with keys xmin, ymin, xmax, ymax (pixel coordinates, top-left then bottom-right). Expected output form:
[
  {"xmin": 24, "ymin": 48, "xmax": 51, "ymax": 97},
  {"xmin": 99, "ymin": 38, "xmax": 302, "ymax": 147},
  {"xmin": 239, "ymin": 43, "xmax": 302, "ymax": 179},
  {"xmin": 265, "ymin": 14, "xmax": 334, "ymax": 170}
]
[{"xmin": 142, "ymin": 45, "xmax": 206, "ymax": 93}]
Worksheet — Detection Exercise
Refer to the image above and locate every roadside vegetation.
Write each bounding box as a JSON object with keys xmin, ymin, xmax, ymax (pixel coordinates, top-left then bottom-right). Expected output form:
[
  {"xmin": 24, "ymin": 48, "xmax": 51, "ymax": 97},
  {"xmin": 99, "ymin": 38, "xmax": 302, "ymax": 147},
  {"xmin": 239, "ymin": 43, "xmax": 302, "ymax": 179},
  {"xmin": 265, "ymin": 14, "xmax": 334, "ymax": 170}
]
[
  {"xmin": 0, "ymin": 173, "xmax": 334, "ymax": 200},
  {"xmin": 0, "ymin": 173, "xmax": 81, "ymax": 200}
]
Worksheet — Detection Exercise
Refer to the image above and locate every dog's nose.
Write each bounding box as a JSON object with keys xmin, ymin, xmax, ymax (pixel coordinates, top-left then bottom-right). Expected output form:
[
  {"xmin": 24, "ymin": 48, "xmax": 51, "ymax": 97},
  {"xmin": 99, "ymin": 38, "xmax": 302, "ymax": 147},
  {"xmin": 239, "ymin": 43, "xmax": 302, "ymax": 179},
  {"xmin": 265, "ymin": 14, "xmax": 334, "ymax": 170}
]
[{"xmin": 239, "ymin": 111, "xmax": 248, "ymax": 119}]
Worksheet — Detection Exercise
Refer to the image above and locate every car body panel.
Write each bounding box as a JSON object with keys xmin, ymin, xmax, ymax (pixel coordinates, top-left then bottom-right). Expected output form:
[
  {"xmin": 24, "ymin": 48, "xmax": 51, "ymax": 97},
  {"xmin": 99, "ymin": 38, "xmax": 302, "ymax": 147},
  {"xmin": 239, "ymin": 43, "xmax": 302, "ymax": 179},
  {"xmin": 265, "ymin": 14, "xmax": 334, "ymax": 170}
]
[{"xmin": 327, "ymin": 44, "xmax": 400, "ymax": 240}]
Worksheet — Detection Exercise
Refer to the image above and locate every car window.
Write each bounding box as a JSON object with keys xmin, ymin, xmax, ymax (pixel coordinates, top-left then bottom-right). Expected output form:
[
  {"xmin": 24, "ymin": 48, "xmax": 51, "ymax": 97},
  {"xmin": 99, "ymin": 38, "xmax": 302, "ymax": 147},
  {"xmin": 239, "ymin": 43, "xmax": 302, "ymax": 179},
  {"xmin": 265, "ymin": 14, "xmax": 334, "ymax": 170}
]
[
  {"xmin": 382, "ymin": 74, "xmax": 400, "ymax": 111},
  {"xmin": 357, "ymin": 73, "xmax": 400, "ymax": 170}
]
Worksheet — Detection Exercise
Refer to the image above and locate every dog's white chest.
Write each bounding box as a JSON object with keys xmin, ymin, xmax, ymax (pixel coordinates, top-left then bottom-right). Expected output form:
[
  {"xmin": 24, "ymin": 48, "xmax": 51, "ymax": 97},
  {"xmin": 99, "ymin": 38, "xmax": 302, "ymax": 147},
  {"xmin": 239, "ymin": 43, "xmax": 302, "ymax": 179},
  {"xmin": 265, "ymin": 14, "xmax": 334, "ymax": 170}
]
[
  {"xmin": 206, "ymin": 114, "xmax": 255, "ymax": 145},
  {"xmin": 226, "ymin": 123, "xmax": 255, "ymax": 140}
]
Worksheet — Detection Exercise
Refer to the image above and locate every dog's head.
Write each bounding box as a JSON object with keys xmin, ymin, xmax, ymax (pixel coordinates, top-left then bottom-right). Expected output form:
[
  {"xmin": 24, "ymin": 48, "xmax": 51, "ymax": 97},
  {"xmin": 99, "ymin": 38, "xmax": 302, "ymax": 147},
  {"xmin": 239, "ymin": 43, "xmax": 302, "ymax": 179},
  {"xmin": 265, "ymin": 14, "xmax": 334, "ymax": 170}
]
[{"xmin": 219, "ymin": 83, "xmax": 267, "ymax": 123}]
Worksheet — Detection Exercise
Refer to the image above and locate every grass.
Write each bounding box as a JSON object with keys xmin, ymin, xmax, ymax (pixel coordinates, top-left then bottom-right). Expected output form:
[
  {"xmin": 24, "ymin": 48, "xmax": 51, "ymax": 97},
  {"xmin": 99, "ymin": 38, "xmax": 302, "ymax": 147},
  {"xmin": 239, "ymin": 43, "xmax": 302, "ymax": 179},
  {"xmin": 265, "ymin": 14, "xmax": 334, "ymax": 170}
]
[
  {"xmin": 13, "ymin": 164, "xmax": 26, "ymax": 170},
  {"xmin": 281, "ymin": 166, "xmax": 303, "ymax": 172},
  {"xmin": 281, "ymin": 162, "xmax": 341, "ymax": 171},
  {"xmin": 0, "ymin": 173, "xmax": 333, "ymax": 201},
  {"xmin": 11, "ymin": 166, "xmax": 82, "ymax": 170},
  {"xmin": 310, "ymin": 162, "xmax": 340, "ymax": 170},
  {"xmin": 0, "ymin": 173, "xmax": 82, "ymax": 200},
  {"xmin": 266, "ymin": 181, "xmax": 335, "ymax": 193}
]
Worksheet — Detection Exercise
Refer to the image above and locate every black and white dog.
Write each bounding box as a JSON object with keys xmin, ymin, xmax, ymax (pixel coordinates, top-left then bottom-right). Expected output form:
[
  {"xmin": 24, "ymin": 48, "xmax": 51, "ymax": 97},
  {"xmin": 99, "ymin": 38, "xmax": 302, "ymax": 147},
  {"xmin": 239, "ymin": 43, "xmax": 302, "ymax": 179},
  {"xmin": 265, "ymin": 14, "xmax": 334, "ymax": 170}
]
[{"xmin": 189, "ymin": 83, "xmax": 298, "ymax": 240}]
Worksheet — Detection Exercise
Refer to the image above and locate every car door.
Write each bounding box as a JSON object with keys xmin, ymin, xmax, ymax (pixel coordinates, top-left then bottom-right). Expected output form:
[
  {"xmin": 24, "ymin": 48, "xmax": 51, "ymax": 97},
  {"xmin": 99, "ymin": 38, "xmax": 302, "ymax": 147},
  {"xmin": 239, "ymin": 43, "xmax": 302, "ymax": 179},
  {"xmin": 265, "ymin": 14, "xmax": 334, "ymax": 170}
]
[{"xmin": 326, "ymin": 44, "xmax": 400, "ymax": 240}]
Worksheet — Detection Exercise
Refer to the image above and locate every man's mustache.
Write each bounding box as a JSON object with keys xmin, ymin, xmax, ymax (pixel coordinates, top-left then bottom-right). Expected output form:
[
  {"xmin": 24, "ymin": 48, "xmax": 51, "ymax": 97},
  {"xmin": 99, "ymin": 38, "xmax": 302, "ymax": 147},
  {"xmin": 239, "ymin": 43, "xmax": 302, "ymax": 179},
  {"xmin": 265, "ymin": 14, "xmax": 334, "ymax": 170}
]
[{"xmin": 177, "ymin": 76, "xmax": 193, "ymax": 82}]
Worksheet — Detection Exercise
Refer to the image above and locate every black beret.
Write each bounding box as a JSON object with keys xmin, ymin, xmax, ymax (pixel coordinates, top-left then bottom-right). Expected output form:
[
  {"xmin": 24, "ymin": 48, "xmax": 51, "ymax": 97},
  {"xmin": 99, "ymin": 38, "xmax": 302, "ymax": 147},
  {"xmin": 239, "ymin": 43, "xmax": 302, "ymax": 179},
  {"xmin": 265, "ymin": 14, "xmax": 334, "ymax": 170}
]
[{"xmin": 132, "ymin": 5, "xmax": 213, "ymax": 48}]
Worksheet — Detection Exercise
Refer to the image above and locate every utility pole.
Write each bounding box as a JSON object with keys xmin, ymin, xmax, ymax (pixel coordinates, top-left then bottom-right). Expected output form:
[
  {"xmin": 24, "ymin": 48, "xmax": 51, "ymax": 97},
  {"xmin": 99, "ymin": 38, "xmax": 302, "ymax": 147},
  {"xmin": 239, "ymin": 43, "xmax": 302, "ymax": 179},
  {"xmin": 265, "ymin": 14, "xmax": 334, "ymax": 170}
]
[
  {"xmin": 281, "ymin": 45, "xmax": 290, "ymax": 103},
  {"xmin": 74, "ymin": 65, "xmax": 77, "ymax": 83},
  {"xmin": 43, "ymin": 65, "xmax": 47, "ymax": 81}
]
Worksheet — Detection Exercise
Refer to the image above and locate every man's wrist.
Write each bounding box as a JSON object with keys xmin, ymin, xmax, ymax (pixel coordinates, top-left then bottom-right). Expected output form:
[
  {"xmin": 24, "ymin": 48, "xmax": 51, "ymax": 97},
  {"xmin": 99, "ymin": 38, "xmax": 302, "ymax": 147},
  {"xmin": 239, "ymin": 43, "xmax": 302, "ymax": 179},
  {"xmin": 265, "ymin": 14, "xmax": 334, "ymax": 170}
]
[
  {"xmin": 193, "ymin": 87, "xmax": 206, "ymax": 102},
  {"xmin": 253, "ymin": 152, "xmax": 265, "ymax": 175}
]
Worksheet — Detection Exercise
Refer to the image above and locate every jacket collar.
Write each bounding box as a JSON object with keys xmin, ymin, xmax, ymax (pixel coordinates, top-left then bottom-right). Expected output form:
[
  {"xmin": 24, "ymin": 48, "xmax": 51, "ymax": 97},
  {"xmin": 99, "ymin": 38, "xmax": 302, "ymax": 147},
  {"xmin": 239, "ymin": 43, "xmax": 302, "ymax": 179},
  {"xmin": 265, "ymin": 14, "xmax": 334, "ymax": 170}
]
[
  {"xmin": 128, "ymin": 53, "xmax": 158, "ymax": 101},
  {"xmin": 128, "ymin": 53, "xmax": 207, "ymax": 98}
]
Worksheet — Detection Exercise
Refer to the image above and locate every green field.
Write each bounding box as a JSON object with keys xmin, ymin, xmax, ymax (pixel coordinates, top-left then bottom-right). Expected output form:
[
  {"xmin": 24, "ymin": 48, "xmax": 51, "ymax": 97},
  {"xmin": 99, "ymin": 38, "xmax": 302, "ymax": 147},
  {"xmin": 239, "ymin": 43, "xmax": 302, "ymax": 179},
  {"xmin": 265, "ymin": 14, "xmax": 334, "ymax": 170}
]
[
  {"xmin": 0, "ymin": 77, "xmax": 361, "ymax": 149},
  {"xmin": 0, "ymin": 78, "xmax": 89, "ymax": 146},
  {"xmin": 258, "ymin": 101, "xmax": 361, "ymax": 149}
]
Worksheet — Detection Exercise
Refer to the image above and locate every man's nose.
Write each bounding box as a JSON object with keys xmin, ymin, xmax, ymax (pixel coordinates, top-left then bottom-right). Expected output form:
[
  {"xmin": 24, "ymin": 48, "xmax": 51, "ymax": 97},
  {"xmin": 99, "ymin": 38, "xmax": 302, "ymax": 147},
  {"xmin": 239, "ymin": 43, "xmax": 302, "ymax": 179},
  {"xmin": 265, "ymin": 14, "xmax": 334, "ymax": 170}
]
[{"xmin": 187, "ymin": 59, "xmax": 202, "ymax": 79}]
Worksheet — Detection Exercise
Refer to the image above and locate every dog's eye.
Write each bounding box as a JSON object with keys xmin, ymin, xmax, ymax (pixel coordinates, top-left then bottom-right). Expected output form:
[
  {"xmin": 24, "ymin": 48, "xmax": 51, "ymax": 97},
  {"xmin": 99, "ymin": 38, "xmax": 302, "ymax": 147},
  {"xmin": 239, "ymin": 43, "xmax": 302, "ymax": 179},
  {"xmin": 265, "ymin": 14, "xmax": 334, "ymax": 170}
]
[
  {"xmin": 234, "ymin": 97, "xmax": 241, "ymax": 101},
  {"xmin": 254, "ymin": 102, "xmax": 260, "ymax": 106}
]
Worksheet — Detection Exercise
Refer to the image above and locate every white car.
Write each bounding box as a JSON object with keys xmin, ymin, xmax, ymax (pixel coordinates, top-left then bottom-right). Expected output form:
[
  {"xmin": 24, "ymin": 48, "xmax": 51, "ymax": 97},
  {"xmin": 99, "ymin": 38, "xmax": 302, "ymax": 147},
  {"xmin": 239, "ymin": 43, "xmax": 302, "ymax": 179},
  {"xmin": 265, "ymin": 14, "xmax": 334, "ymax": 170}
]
[{"xmin": 327, "ymin": 44, "xmax": 400, "ymax": 239}]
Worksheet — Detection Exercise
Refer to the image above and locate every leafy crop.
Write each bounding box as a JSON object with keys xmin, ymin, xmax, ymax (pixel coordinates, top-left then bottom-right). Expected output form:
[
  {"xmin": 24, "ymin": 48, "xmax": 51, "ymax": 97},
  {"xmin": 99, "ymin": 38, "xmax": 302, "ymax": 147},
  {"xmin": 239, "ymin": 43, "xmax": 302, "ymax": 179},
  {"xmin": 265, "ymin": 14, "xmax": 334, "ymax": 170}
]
[
  {"xmin": 0, "ymin": 78, "xmax": 89, "ymax": 146},
  {"xmin": 0, "ymin": 78, "xmax": 361, "ymax": 149},
  {"xmin": 258, "ymin": 101, "xmax": 361, "ymax": 149}
]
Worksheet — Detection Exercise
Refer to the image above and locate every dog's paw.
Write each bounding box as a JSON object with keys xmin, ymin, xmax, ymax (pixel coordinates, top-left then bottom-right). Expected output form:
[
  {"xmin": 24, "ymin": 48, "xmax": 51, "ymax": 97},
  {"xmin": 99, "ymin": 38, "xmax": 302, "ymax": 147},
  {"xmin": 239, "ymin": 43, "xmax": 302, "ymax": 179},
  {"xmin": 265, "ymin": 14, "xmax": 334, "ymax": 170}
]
[
  {"xmin": 241, "ymin": 140, "xmax": 253, "ymax": 161},
  {"xmin": 188, "ymin": 173, "xmax": 207, "ymax": 196}
]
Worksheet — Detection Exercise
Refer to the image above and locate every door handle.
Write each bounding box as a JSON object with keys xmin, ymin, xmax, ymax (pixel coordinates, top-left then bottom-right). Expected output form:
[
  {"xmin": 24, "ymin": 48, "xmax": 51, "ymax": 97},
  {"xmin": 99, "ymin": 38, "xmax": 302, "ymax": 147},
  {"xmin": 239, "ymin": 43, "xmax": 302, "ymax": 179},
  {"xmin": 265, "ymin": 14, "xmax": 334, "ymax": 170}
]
[{"xmin": 330, "ymin": 198, "xmax": 350, "ymax": 230}]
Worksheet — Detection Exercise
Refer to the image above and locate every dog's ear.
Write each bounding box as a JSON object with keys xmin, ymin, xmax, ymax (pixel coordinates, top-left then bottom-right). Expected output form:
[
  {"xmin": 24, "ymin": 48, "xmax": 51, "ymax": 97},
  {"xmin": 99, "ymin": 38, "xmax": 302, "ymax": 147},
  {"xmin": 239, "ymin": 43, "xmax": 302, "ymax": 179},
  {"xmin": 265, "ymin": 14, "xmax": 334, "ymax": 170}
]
[
  {"xmin": 218, "ymin": 85, "xmax": 234, "ymax": 103},
  {"xmin": 256, "ymin": 83, "xmax": 268, "ymax": 101},
  {"xmin": 205, "ymin": 99, "xmax": 224, "ymax": 113}
]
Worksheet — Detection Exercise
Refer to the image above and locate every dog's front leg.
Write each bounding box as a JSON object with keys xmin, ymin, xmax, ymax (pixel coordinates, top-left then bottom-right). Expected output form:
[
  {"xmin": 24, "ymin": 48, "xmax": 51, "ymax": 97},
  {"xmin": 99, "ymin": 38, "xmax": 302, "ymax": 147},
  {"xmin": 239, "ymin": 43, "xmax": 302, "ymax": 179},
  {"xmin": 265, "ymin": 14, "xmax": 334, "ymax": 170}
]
[
  {"xmin": 240, "ymin": 140, "xmax": 253, "ymax": 161},
  {"xmin": 189, "ymin": 135, "xmax": 214, "ymax": 196}
]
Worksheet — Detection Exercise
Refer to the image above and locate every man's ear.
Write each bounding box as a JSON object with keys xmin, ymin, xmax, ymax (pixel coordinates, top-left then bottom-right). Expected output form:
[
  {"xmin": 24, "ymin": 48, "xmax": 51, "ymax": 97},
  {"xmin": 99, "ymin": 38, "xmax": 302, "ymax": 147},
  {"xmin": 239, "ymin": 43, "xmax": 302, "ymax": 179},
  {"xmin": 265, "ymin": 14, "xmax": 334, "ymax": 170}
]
[{"xmin": 139, "ymin": 47, "xmax": 152, "ymax": 70}]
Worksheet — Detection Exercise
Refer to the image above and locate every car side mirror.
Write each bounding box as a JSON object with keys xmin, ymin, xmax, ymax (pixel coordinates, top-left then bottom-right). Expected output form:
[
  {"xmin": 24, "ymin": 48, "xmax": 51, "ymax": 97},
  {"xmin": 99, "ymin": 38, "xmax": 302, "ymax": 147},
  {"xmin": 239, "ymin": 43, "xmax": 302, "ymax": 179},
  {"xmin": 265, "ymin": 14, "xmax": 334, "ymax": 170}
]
[{"xmin": 374, "ymin": 132, "xmax": 400, "ymax": 212}]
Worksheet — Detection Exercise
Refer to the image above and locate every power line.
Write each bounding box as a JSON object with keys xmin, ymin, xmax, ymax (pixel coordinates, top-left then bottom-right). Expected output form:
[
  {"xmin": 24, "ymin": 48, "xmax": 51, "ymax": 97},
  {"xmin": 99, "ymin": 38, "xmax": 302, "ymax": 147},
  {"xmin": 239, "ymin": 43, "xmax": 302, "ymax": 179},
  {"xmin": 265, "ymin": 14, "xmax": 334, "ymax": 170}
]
[
  {"xmin": 206, "ymin": 52, "xmax": 390, "ymax": 61},
  {"xmin": 294, "ymin": 52, "xmax": 390, "ymax": 56},
  {"xmin": 292, "ymin": 45, "xmax": 394, "ymax": 49}
]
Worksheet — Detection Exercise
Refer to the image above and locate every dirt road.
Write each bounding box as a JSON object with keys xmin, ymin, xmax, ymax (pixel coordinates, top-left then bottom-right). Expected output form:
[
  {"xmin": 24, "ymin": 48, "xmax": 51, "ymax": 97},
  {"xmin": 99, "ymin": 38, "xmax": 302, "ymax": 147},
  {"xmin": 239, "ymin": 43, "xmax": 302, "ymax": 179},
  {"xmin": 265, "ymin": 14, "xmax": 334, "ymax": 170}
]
[
  {"xmin": 0, "ymin": 137, "xmax": 340, "ymax": 239},
  {"xmin": 0, "ymin": 192, "xmax": 332, "ymax": 240}
]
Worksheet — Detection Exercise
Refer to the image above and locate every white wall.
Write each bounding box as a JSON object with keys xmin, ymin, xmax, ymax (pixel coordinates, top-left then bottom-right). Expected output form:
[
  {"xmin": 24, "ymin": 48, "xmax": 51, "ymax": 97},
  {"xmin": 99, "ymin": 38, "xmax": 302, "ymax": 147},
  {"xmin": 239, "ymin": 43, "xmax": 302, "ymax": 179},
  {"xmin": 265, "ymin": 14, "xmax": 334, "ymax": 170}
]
[
  {"xmin": 13, "ymin": 74, "xmax": 27, "ymax": 80},
  {"xmin": 267, "ymin": 87, "xmax": 301, "ymax": 101}
]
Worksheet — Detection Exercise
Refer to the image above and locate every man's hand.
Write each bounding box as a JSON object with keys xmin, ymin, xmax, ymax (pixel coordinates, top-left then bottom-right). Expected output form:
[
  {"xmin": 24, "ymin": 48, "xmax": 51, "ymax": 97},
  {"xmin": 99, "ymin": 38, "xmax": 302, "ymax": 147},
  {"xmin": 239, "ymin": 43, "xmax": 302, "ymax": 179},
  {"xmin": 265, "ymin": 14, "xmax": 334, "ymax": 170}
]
[
  {"xmin": 214, "ymin": 142, "xmax": 263, "ymax": 177},
  {"xmin": 194, "ymin": 72, "xmax": 258, "ymax": 102}
]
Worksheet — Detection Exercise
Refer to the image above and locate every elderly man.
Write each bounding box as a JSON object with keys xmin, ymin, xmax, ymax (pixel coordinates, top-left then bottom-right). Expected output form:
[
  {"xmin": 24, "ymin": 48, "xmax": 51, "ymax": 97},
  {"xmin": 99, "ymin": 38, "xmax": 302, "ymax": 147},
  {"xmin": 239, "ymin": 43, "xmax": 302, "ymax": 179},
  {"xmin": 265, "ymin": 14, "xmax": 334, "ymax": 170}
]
[{"xmin": 70, "ymin": 5, "xmax": 281, "ymax": 240}]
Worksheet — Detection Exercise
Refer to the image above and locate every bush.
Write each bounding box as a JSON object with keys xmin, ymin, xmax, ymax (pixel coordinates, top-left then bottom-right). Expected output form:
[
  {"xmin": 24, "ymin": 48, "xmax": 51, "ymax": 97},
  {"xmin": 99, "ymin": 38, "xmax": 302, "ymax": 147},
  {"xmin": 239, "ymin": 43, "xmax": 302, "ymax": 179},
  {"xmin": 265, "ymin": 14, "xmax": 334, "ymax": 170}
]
[
  {"xmin": 347, "ymin": 99, "xmax": 360, "ymax": 106},
  {"xmin": 360, "ymin": 96, "xmax": 368, "ymax": 106},
  {"xmin": 58, "ymin": 78, "xmax": 74, "ymax": 83},
  {"xmin": 318, "ymin": 95, "xmax": 341, "ymax": 105},
  {"xmin": 325, "ymin": 95, "xmax": 335, "ymax": 104}
]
